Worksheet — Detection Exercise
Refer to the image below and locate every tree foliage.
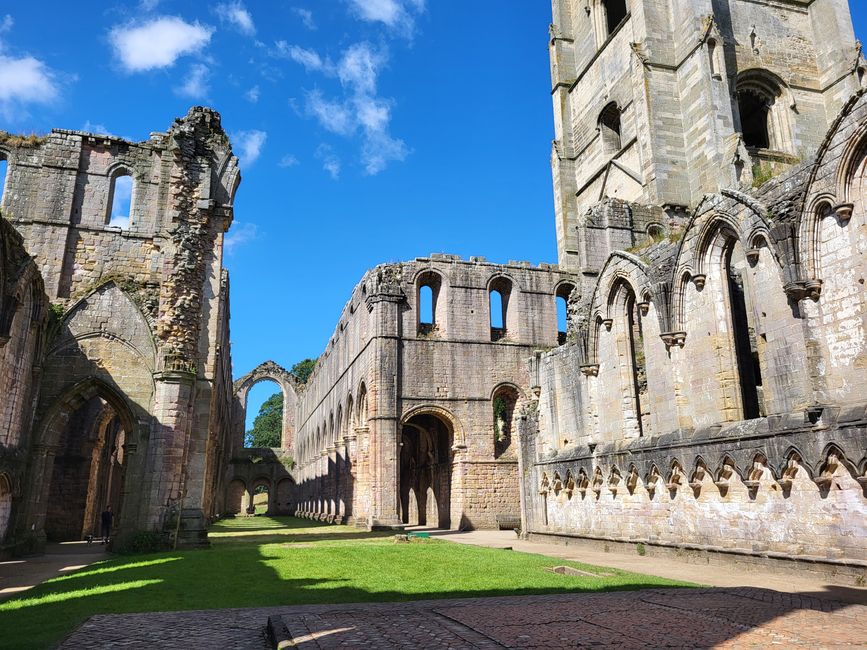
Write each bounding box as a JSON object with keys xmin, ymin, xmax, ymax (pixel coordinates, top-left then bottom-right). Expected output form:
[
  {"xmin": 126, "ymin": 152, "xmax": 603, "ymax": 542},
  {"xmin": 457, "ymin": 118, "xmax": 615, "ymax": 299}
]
[
  {"xmin": 245, "ymin": 391, "xmax": 283, "ymax": 448},
  {"xmin": 291, "ymin": 358, "xmax": 316, "ymax": 383}
]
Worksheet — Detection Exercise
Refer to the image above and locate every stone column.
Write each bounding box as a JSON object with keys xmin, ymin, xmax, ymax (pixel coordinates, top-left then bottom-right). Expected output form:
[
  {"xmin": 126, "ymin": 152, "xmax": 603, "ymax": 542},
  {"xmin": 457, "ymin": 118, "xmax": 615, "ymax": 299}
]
[
  {"xmin": 141, "ymin": 366, "xmax": 197, "ymax": 532},
  {"xmin": 365, "ymin": 269, "xmax": 404, "ymax": 530}
]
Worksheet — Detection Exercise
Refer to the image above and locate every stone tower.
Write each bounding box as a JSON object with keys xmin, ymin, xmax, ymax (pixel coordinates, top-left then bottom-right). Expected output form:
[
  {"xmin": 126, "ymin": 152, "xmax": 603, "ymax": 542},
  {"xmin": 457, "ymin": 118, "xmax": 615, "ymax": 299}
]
[{"xmin": 550, "ymin": 0, "xmax": 862, "ymax": 272}]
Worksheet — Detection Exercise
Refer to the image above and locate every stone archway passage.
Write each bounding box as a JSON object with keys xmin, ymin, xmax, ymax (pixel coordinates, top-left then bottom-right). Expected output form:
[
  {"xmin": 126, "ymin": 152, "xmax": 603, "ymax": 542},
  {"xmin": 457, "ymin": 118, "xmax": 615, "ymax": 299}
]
[
  {"xmin": 43, "ymin": 392, "xmax": 130, "ymax": 542},
  {"xmin": 233, "ymin": 361, "xmax": 300, "ymax": 453},
  {"xmin": 399, "ymin": 412, "xmax": 453, "ymax": 529}
]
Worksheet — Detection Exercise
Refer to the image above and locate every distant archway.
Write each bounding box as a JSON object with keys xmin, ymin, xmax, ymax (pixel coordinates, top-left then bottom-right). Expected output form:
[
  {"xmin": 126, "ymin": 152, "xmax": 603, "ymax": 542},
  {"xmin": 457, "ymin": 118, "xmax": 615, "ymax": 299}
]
[{"xmin": 234, "ymin": 361, "xmax": 299, "ymax": 452}]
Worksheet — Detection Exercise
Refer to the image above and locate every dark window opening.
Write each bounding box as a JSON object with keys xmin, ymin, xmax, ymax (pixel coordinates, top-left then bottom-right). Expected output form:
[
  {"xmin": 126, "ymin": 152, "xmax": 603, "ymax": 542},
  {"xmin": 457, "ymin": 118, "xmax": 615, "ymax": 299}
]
[
  {"xmin": 625, "ymin": 292, "xmax": 646, "ymax": 437},
  {"xmin": 603, "ymin": 0, "xmax": 628, "ymax": 36},
  {"xmin": 726, "ymin": 253, "xmax": 762, "ymax": 419},
  {"xmin": 738, "ymin": 90, "xmax": 770, "ymax": 149},
  {"xmin": 599, "ymin": 102, "xmax": 622, "ymax": 154}
]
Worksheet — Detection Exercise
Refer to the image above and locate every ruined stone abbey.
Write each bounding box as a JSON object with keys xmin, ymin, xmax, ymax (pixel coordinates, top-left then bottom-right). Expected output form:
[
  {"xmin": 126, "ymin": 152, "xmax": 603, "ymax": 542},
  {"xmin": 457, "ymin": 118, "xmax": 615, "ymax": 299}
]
[{"xmin": 1, "ymin": 0, "xmax": 866, "ymax": 572}]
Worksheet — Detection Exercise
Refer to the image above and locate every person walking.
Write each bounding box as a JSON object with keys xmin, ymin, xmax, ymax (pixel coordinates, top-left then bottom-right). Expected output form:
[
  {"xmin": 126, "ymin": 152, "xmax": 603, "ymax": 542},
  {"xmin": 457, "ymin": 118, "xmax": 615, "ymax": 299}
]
[{"xmin": 100, "ymin": 505, "xmax": 113, "ymax": 544}]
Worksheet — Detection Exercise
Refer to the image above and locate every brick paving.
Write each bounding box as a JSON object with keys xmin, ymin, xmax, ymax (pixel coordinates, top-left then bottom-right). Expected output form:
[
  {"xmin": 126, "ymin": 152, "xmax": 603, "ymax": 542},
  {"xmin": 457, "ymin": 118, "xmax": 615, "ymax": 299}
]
[{"xmin": 60, "ymin": 587, "xmax": 867, "ymax": 649}]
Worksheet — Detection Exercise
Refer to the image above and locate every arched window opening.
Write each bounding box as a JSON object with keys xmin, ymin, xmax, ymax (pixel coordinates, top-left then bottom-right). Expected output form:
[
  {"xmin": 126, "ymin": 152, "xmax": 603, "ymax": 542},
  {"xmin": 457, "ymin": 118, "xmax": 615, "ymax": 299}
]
[
  {"xmin": 357, "ymin": 384, "xmax": 368, "ymax": 428},
  {"xmin": 0, "ymin": 156, "xmax": 8, "ymax": 205},
  {"xmin": 416, "ymin": 271, "xmax": 443, "ymax": 336},
  {"xmin": 244, "ymin": 379, "xmax": 284, "ymax": 449},
  {"xmin": 599, "ymin": 103, "xmax": 622, "ymax": 155},
  {"xmin": 859, "ymin": 67, "xmax": 866, "ymax": 88},
  {"xmin": 555, "ymin": 283, "xmax": 575, "ymax": 345},
  {"xmin": 606, "ymin": 280, "xmax": 649, "ymax": 439},
  {"xmin": 737, "ymin": 90, "xmax": 770, "ymax": 149},
  {"xmin": 107, "ymin": 172, "xmax": 133, "ymax": 229},
  {"xmin": 489, "ymin": 277, "xmax": 512, "ymax": 341},
  {"xmin": 493, "ymin": 386, "xmax": 519, "ymax": 458},
  {"xmin": 736, "ymin": 71, "xmax": 791, "ymax": 154},
  {"xmin": 725, "ymin": 241, "xmax": 765, "ymax": 419}
]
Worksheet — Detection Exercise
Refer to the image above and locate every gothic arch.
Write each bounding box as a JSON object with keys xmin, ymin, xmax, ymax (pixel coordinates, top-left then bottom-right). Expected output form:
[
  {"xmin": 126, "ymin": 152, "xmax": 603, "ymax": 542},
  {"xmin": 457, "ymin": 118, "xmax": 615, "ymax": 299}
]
[
  {"xmin": 400, "ymin": 404, "xmax": 466, "ymax": 450},
  {"xmin": 234, "ymin": 361, "xmax": 299, "ymax": 451}
]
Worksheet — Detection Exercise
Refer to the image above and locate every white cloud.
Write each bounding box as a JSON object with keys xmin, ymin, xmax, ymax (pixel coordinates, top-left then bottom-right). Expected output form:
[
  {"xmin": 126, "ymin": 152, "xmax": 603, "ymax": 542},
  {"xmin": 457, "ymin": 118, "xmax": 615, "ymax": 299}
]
[
  {"xmin": 337, "ymin": 42, "xmax": 385, "ymax": 94},
  {"xmin": 276, "ymin": 42, "xmax": 326, "ymax": 72},
  {"xmin": 109, "ymin": 17, "xmax": 213, "ymax": 72},
  {"xmin": 306, "ymin": 89, "xmax": 354, "ymax": 136},
  {"xmin": 82, "ymin": 121, "xmax": 113, "ymax": 135},
  {"xmin": 224, "ymin": 221, "xmax": 258, "ymax": 254},
  {"xmin": 216, "ymin": 1, "xmax": 255, "ymax": 36},
  {"xmin": 292, "ymin": 8, "xmax": 316, "ymax": 30},
  {"xmin": 245, "ymin": 85, "xmax": 260, "ymax": 103},
  {"xmin": 346, "ymin": 0, "xmax": 424, "ymax": 32},
  {"xmin": 0, "ymin": 14, "xmax": 13, "ymax": 34},
  {"xmin": 140, "ymin": 0, "xmax": 161, "ymax": 10},
  {"xmin": 232, "ymin": 129, "xmax": 267, "ymax": 166},
  {"xmin": 316, "ymin": 145, "xmax": 341, "ymax": 179},
  {"xmin": 0, "ymin": 54, "xmax": 60, "ymax": 119},
  {"xmin": 279, "ymin": 154, "xmax": 299, "ymax": 168},
  {"xmin": 175, "ymin": 63, "xmax": 209, "ymax": 98}
]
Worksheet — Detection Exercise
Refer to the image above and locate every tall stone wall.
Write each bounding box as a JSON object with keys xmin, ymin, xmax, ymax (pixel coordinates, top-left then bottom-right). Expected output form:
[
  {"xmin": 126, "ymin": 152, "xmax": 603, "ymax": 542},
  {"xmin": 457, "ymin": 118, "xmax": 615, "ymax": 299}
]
[
  {"xmin": 289, "ymin": 255, "xmax": 578, "ymax": 530},
  {"xmin": 0, "ymin": 107, "xmax": 239, "ymax": 549},
  {"xmin": 0, "ymin": 217, "xmax": 48, "ymax": 550},
  {"xmin": 523, "ymin": 89, "xmax": 867, "ymax": 563}
]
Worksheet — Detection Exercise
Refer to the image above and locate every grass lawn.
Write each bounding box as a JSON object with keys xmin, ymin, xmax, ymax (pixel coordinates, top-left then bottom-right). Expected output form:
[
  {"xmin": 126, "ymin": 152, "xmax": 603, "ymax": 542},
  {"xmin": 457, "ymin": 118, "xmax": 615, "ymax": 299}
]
[{"xmin": 0, "ymin": 517, "xmax": 693, "ymax": 649}]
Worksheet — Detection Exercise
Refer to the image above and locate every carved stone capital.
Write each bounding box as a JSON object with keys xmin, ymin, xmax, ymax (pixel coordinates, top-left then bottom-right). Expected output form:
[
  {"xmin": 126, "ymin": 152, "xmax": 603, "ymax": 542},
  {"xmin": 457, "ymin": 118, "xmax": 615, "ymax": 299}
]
[
  {"xmin": 637, "ymin": 301, "xmax": 650, "ymax": 317},
  {"xmin": 580, "ymin": 364, "xmax": 600, "ymax": 377},
  {"xmin": 692, "ymin": 274, "xmax": 707, "ymax": 290},
  {"xmin": 660, "ymin": 331, "xmax": 687, "ymax": 349},
  {"xmin": 601, "ymin": 318, "xmax": 613, "ymax": 331},
  {"xmin": 832, "ymin": 202, "xmax": 854, "ymax": 224}
]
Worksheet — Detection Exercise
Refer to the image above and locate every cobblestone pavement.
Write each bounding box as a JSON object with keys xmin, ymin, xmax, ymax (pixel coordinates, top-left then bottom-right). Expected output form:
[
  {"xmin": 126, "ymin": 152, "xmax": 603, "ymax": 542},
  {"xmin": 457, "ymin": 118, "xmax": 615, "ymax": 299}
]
[{"xmin": 61, "ymin": 587, "xmax": 867, "ymax": 649}]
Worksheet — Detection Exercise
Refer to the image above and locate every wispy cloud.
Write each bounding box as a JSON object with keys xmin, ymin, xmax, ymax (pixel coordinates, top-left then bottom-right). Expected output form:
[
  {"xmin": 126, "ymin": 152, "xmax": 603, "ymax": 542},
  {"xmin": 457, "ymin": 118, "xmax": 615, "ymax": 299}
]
[
  {"xmin": 175, "ymin": 63, "xmax": 210, "ymax": 99},
  {"xmin": 139, "ymin": 0, "xmax": 161, "ymax": 10},
  {"xmin": 0, "ymin": 14, "xmax": 13, "ymax": 34},
  {"xmin": 346, "ymin": 0, "xmax": 425, "ymax": 33},
  {"xmin": 216, "ymin": 1, "xmax": 255, "ymax": 36},
  {"xmin": 224, "ymin": 221, "xmax": 258, "ymax": 254},
  {"xmin": 245, "ymin": 85, "xmax": 260, "ymax": 103},
  {"xmin": 232, "ymin": 129, "xmax": 267, "ymax": 166},
  {"xmin": 279, "ymin": 154, "xmax": 299, "ymax": 168},
  {"xmin": 288, "ymin": 41, "xmax": 408, "ymax": 175},
  {"xmin": 316, "ymin": 144, "xmax": 341, "ymax": 179},
  {"xmin": 81, "ymin": 121, "xmax": 112, "ymax": 135},
  {"xmin": 109, "ymin": 17, "xmax": 213, "ymax": 72},
  {"xmin": 292, "ymin": 7, "xmax": 316, "ymax": 30}
]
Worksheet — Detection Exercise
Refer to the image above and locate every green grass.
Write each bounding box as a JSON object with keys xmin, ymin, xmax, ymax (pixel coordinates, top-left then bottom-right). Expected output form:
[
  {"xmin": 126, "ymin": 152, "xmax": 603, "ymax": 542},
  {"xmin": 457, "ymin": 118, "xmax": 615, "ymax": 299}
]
[{"xmin": 0, "ymin": 517, "xmax": 692, "ymax": 649}]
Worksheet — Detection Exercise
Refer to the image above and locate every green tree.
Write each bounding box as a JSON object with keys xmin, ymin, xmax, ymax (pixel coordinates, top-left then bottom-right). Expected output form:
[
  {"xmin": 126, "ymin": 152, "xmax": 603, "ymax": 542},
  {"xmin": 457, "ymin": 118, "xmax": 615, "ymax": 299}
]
[
  {"xmin": 291, "ymin": 358, "xmax": 316, "ymax": 383},
  {"xmin": 245, "ymin": 392, "xmax": 283, "ymax": 448}
]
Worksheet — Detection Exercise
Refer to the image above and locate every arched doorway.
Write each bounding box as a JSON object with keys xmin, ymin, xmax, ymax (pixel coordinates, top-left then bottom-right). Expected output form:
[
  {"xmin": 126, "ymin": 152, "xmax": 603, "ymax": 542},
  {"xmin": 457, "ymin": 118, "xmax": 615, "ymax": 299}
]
[
  {"xmin": 251, "ymin": 477, "xmax": 272, "ymax": 515},
  {"xmin": 226, "ymin": 479, "xmax": 247, "ymax": 515},
  {"xmin": 41, "ymin": 384, "xmax": 134, "ymax": 542},
  {"xmin": 399, "ymin": 411, "xmax": 454, "ymax": 528}
]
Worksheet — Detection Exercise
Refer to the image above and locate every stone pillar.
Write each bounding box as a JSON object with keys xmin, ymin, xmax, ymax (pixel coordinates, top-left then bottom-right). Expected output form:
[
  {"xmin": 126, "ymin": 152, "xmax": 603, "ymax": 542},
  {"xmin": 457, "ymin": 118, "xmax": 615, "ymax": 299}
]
[
  {"xmin": 19, "ymin": 444, "xmax": 58, "ymax": 545},
  {"xmin": 141, "ymin": 367, "xmax": 196, "ymax": 532},
  {"xmin": 365, "ymin": 270, "xmax": 404, "ymax": 529}
]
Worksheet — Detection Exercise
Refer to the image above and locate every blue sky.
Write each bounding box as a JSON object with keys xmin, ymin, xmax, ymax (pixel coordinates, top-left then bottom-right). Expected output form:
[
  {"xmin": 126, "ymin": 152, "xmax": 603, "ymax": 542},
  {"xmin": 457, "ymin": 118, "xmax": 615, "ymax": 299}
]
[{"xmin": 1, "ymin": 1, "xmax": 865, "ymax": 426}]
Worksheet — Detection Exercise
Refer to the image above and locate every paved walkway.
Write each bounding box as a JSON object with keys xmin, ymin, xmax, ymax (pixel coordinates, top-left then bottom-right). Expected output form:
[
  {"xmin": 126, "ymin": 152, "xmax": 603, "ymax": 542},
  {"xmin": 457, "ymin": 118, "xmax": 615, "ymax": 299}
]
[
  {"xmin": 0, "ymin": 541, "xmax": 108, "ymax": 600},
  {"xmin": 412, "ymin": 528, "xmax": 867, "ymax": 604},
  {"xmin": 61, "ymin": 588, "xmax": 867, "ymax": 649}
]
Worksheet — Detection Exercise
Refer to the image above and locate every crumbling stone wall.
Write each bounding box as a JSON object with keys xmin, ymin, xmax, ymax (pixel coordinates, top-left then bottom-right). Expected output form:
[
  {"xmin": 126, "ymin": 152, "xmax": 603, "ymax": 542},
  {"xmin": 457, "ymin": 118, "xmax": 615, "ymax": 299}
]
[
  {"xmin": 0, "ymin": 108, "xmax": 239, "ymax": 548},
  {"xmin": 0, "ymin": 216, "xmax": 47, "ymax": 550},
  {"xmin": 524, "ymin": 89, "xmax": 867, "ymax": 562},
  {"xmin": 290, "ymin": 255, "xmax": 578, "ymax": 530}
]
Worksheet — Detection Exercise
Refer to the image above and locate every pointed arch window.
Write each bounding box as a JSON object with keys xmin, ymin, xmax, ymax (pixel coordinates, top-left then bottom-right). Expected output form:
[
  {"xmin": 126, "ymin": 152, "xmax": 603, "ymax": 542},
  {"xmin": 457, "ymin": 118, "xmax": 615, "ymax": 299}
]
[
  {"xmin": 592, "ymin": 0, "xmax": 628, "ymax": 47},
  {"xmin": 489, "ymin": 277, "xmax": 512, "ymax": 341},
  {"xmin": 0, "ymin": 154, "xmax": 8, "ymax": 206},
  {"xmin": 736, "ymin": 70, "xmax": 793, "ymax": 154}
]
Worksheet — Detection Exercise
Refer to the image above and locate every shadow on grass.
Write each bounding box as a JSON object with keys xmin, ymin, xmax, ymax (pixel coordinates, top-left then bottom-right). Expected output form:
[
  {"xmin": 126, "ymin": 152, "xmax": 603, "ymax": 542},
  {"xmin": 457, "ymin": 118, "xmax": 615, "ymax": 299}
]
[
  {"xmin": 210, "ymin": 530, "xmax": 395, "ymax": 546},
  {"xmin": 0, "ymin": 533, "xmax": 696, "ymax": 649}
]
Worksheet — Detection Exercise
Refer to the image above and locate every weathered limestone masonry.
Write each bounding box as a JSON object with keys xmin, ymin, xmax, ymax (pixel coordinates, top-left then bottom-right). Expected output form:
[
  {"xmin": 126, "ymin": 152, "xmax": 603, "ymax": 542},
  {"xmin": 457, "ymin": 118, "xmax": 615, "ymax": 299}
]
[
  {"xmin": 551, "ymin": 0, "xmax": 861, "ymax": 273},
  {"xmin": 521, "ymin": 0, "xmax": 867, "ymax": 570},
  {"xmin": 0, "ymin": 107, "xmax": 238, "ymax": 551},
  {"xmin": 0, "ymin": 217, "xmax": 48, "ymax": 550},
  {"xmin": 289, "ymin": 256, "xmax": 577, "ymax": 530}
]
